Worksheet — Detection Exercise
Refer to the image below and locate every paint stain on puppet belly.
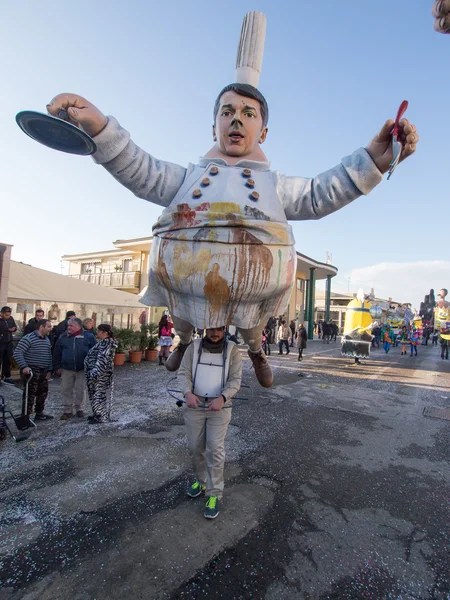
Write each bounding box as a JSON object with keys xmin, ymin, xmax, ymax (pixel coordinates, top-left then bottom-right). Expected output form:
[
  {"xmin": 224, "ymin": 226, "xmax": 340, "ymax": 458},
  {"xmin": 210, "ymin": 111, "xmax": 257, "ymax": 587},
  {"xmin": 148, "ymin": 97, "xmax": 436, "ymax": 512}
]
[{"xmin": 203, "ymin": 263, "xmax": 231, "ymax": 319}]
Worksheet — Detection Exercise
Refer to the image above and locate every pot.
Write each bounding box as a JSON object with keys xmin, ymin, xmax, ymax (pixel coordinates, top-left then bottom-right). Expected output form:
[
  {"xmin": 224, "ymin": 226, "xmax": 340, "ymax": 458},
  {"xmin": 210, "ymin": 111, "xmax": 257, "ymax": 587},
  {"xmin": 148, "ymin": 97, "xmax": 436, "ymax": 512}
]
[
  {"xmin": 129, "ymin": 350, "xmax": 143, "ymax": 364},
  {"xmin": 114, "ymin": 352, "xmax": 126, "ymax": 366},
  {"xmin": 145, "ymin": 349, "xmax": 158, "ymax": 361}
]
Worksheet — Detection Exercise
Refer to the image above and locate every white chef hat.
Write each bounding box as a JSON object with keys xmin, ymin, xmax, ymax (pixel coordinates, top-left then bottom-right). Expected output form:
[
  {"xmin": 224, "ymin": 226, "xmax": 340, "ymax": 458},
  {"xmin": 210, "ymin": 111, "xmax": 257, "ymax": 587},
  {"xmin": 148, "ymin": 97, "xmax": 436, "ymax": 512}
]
[{"xmin": 235, "ymin": 11, "xmax": 267, "ymax": 88}]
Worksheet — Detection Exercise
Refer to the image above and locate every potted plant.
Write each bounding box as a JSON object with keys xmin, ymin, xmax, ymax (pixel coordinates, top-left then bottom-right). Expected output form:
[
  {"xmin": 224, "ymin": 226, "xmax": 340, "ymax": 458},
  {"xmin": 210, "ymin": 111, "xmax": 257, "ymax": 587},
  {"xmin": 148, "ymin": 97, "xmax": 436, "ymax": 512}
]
[
  {"xmin": 144, "ymin": 323, "xmax": 159, "ymax": 361},
  {"xmin": 129, "ymin": 327, "xmax": 147, "ymax": 364},
  {"xmin": 113, "ymin": 328, "xmax": 134, "ymax": 366}
]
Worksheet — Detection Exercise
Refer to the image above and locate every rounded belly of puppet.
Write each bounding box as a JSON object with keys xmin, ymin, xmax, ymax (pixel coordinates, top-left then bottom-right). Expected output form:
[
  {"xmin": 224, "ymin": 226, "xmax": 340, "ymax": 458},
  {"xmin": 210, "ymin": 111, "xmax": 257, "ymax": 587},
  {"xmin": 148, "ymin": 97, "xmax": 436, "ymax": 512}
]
[{"xmin": 149, "ymin": 237, "xmax": 296, "ymax": 329}]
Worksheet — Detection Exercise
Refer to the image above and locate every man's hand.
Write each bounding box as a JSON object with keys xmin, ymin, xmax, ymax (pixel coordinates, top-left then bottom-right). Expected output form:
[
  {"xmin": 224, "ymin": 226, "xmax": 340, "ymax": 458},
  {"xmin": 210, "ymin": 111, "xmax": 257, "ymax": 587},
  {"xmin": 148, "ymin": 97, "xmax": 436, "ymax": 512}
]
[
  {"xmin": 185, "ymin": 392, "xmax": 201, "ymax": 409},
  {"xmin": 207, "ymin": 396, "xmax": 225, "ymax": 412},
  {"xmin": 433, "ymin": 0, "xmax": 450, "ymax": 32},
  {"xmin": 22, "ymin": 367, "xmax": 31, "ymax": 376},
  {"xmin": 45, "ymin": 372, "xmax": 52, "ymax": 380},
  {"xmin": 365, "ymin": 119, "xmax": 419, "ymax": 175},
  {"xmin": 9, "ymin": 327, "xmax": 16, "ymax": 332},
  {"xmin": 56, "ymin": 368, "xmax": 62, "ymax": 376},
  {"xmin": 46, "ymin": 94, "xmax": 108, "ymax": 138}
]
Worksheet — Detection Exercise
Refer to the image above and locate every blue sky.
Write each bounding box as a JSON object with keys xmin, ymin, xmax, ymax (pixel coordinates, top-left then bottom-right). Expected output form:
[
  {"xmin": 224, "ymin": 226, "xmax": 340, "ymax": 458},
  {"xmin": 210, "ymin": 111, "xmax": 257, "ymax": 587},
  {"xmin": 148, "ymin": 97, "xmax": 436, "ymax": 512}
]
[{"xmin": 1, "ymin": 0, "xmax": 447, "ymax": 310}]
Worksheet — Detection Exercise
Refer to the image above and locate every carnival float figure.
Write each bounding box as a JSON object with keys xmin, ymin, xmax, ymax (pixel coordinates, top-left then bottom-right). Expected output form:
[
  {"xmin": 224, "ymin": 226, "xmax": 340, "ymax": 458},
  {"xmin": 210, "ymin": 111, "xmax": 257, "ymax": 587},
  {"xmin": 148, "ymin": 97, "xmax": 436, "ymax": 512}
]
[
  {"xmin": 420, "ymin": 289, "xmax": 436, "ymax": 329},
  {"xmin": 341, "ymin": 290, "xmax": 374, "ymax": 361},
  {"xmin": 432, "ymin": 0, "xmax": 450, "ymax": 32},
  {"xmin": 17, "ymin": 12, "xmax": 419, "ymax": 388},
  {"xmin": 435, "ymin": 288, "xmax": 450, "ymax": 331},
  {"xmin": 386, "ymin": 304, "xmax": 406, "ymax": 330}
]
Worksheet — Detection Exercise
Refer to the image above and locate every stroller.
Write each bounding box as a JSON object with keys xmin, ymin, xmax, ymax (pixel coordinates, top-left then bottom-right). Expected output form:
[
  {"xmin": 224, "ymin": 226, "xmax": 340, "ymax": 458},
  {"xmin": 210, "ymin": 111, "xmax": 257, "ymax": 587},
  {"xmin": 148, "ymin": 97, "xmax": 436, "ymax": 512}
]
[{"xmin": 0, "ymin": 372, "xmax": 36, "ymax": 443}]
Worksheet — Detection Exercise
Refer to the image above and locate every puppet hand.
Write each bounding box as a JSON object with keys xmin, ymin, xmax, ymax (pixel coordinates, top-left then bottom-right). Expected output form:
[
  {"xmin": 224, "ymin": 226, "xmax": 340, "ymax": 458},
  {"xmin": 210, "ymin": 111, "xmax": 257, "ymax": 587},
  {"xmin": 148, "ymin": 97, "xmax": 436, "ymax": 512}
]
[
  {"xmin": 207, "ymin": 396, "xmax": 225, "ymax": 411},
  {"xmin": 432, "ymin": 0, "xmax": 450, "ymax": 32},
  {"xmin": 46, "ymin": 93, "xmax": 108, "ymax": 137},
  {"xmin": 185, "ymin": 392, "xmax": 201, "ymax": 409},
  {"xmin": 365, "ymin": 119, "xmax": 419, "ymax": 174}
]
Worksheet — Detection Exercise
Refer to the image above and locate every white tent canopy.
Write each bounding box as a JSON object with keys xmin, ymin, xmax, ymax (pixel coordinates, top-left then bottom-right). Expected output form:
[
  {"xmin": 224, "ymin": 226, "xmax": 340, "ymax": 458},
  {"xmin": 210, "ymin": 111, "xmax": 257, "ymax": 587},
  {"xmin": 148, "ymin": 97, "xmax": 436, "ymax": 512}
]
[{"xmin": 8, "ymin": 261, "xmax": 144, "ymax": 308}]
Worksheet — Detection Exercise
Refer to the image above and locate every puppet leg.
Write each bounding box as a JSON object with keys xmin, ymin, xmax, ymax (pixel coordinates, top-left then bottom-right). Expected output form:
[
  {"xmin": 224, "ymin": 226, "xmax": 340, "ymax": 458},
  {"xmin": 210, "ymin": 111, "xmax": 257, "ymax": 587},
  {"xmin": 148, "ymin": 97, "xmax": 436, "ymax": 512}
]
[
  {"xmin": 239, "ymin": 321, "xmax": 273, "ymax": 388},
  {"xmin": 165, "ymin": 315, "xmax": 194, "ymax": 372}
]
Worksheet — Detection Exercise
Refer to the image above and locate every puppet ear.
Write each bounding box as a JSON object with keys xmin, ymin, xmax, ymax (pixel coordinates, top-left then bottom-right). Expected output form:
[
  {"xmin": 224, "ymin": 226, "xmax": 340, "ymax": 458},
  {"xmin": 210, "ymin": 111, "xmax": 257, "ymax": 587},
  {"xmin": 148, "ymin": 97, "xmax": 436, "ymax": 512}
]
[
  {"xmin": 258, "ymin": 127, "xmax": 268, "ymax": 144},
  {"xmin": 235, "ymin": 11, "xmax": 266, "ymax": 87},
  {"xmin": 212, "ymin": 125, "xmax": 217, "ymax": 141}
]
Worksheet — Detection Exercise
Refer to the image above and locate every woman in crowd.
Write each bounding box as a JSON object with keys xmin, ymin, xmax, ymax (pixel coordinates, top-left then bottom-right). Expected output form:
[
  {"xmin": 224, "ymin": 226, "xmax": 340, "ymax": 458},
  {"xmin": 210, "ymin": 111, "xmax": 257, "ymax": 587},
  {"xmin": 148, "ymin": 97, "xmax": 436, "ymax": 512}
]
[
  {"xmin": 84, "ymin": 324, "xmax": 118, "ymax": 424},
  {"xmin": 83, "ymin": 317, "xmax": 95, "ymax": 334},
  {"xmin": 295, "ymin": 323, "xmax": 307, "ymax": 361},
  {"xmin": 158, "ymin": 314, "xmax": 174, "ymax": 366}
]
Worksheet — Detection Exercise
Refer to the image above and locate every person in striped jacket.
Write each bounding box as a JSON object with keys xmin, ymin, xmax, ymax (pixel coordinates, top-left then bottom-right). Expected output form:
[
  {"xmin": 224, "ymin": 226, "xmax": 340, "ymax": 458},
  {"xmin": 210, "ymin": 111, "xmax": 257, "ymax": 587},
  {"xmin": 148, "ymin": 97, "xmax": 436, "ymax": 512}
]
[{"xmin": 13, "ymin": 319, "xmax": 54, "ymax": 420}]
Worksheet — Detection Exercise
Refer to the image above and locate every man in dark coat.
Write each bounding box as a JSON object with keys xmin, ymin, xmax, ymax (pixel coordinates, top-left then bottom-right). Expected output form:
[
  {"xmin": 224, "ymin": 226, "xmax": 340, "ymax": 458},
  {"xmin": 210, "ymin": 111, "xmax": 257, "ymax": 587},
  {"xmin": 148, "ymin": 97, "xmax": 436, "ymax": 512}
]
[
  {"xmin": 0, "ymin": 306, "xmax": 18, "ymax": 384},
  {"xmin": 24, "ymin": 309, "xmax": 45, "ymax": 335},
  {"xmin": 50, "ymin": 311, "xmax": 76, "ymax": 348},
  {"xmin": 322, "ymin": 321, "xmax": 330, "ymax": 344}
]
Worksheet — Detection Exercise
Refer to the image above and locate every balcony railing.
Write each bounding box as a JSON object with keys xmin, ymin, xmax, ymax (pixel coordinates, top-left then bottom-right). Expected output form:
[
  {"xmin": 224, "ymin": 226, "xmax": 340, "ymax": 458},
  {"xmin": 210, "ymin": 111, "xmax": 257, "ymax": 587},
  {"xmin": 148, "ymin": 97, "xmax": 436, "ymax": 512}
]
[{"xmin": 69, "ymin": 271, "xmax": 141, "ymax": 289}]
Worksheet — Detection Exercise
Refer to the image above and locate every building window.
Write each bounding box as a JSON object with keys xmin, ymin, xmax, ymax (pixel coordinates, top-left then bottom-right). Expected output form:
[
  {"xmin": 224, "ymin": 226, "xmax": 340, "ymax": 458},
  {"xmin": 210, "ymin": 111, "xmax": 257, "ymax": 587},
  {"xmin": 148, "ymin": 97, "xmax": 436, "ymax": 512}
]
[
  {"xmin": 123, "ymin": 259, "xmax": 132, "ymax": 272},
  {"xmin": 81, "ymin": 263, "xmax": 93, "ymax": 274},
  {"xmin": 296, "ymin": 278, "xmax": 304, "ymax": 292}
]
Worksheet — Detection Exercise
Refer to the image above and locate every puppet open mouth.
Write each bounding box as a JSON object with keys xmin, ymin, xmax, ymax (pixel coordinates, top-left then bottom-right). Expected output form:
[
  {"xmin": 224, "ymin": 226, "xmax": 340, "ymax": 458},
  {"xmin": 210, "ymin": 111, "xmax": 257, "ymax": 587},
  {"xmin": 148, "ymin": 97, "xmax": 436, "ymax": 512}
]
[{"xmin": 229, "ymin": 132, "xmax": 244, "ymax": 142}]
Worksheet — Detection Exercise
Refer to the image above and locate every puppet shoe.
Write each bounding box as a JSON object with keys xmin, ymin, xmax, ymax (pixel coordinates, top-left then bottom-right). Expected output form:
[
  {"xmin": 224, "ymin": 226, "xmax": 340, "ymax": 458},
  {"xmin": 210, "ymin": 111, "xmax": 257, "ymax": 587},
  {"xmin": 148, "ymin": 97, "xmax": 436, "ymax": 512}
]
[
  {"xmin": 165, "ymin": 342, "xmax": 191, "ymax": 372},
  {"xmin": 248, "ymin": 349, "xmax": 273, "ymax": 388}
]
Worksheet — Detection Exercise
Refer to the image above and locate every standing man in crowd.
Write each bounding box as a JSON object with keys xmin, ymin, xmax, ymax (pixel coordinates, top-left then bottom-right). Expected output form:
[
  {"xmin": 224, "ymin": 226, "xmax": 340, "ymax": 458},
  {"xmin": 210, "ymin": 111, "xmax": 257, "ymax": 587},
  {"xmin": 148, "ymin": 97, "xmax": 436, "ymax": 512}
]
[
  {"xmin": 13, "ymin": 319, "xmax": 54, "ymax": 420},
  {"xmin": 178, "ymin": 326, "xmax": 242, "ymax": 519},
  {"xmin": 51, "ymin": 310, "xmax": 76, "ymax": 347},
  {"xmin": 265, "ymin": 316, "xmax": 277, "ymax": 345},
  {"xmin": 0, "ymin": 306, "xmax": 18, "ymax": 385},
  {"xmin": 289, "ymin": 319, "xmax": 296, "ymax": 348},
  {"xmin": 278, "ymin": 320, "xmax": 290, "ymax": 355},
  {"xmin": 24, "ymin": 309, "xmax": 45, "ymax": 334},
  {"xmin": 53, "ymin": 317, "xmax": 96, "ymax": 420}
]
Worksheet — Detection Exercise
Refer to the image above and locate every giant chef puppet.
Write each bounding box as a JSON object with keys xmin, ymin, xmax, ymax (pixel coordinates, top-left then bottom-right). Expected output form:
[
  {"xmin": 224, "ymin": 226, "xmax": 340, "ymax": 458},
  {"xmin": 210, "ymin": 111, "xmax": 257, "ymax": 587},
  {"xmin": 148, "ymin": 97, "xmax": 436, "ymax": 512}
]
[
  {"xmin": 432, "ymin": 0, "xmax": 450, "ymax": 32},
  {"xmin": 46, "ymin": 12, "xmax": 419, "ymax": 387}
]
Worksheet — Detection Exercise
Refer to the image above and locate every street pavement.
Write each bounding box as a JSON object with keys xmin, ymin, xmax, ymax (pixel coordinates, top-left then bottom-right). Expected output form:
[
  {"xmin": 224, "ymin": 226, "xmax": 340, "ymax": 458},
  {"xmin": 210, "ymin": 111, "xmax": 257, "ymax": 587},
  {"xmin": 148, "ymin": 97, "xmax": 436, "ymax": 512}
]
[{"xmin": 0, "ymin": 339, "xmax": 449, "ymax": 600}]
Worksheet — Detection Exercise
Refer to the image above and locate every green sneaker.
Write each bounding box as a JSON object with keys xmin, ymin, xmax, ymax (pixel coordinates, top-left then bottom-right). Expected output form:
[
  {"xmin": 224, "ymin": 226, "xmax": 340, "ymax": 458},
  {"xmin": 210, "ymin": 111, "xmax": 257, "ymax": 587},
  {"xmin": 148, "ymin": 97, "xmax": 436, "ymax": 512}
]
[
  {"xmin": 187, "ymin": 480, "xmax": 206, "ymax": 498},
  {"xmin": 204, "ymin": 496, "xmax": 220, "ymax": 519}
]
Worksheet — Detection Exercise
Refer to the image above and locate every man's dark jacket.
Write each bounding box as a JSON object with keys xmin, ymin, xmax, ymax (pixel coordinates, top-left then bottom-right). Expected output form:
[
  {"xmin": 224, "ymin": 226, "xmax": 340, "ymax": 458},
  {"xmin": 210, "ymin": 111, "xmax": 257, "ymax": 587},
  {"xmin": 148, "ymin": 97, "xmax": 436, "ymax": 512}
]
[
  {"xmin": 53, "ymin": 330, "xmax": 96, "ymax": 371},
  {"xmin": 50, "ymin": 319, "xmax": 69, "ymax": 345},
  {"xmin": 24, "ymin": 318, "xmax": 40, "ymax": 335},
  {"xmin": 0, "ymin": 317, "xmax": 17, "ymax": 346}
]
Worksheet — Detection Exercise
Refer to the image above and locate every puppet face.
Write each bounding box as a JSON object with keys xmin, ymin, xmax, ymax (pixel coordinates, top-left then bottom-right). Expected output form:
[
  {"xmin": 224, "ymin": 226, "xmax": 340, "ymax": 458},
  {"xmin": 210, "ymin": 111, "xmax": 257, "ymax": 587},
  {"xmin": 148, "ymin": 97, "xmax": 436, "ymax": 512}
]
[{"xmin": 212, "ymin": 91, "xmax": 268, "ymax": 157}]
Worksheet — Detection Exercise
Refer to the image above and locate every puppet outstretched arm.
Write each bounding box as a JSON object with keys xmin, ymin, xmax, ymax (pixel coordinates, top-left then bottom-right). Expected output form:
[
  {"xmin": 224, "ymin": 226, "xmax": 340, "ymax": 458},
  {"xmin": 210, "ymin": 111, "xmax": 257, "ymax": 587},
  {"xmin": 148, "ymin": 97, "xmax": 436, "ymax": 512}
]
[
  {"xmin": 278, "ymin": 147, "xmax": 382, "ymax": 221},
  {"xmin": 92, "ymin": 117, "xmax": 187, "ymax": 208}
]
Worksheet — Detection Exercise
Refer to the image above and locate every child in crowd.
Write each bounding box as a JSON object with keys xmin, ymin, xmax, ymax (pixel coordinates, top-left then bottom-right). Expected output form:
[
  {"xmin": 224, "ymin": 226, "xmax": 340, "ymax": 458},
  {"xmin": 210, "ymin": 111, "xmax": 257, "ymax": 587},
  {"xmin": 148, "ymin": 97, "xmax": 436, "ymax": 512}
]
[
  {"xmin": 432, "ymin": 330, "xmax": 439, "ymax": 346},
  {"xmin": 410, "ymin": 330, "xmax": 420, "ymax": 356},
  {"xmin": 383, "ymin": 326, "xmax": 395, "ymax": 353},
  {"xmin": 261, "ymin": 329, "xmax": 271, "ymax": 356},
  {"xmin": 399, "ymin": 326, "xmax": 409, "ymax": 356}
]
